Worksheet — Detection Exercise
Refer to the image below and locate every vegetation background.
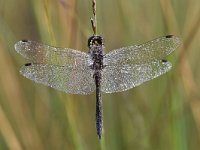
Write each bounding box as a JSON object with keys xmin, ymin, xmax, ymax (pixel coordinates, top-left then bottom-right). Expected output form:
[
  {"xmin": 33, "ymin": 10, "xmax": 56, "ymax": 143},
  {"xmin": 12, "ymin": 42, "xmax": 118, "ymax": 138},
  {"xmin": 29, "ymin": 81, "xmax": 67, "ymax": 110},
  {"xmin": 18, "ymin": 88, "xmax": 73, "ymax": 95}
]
[{"xmin": 0, "ymin": 0, "xmax": 200, "ymax": 149}]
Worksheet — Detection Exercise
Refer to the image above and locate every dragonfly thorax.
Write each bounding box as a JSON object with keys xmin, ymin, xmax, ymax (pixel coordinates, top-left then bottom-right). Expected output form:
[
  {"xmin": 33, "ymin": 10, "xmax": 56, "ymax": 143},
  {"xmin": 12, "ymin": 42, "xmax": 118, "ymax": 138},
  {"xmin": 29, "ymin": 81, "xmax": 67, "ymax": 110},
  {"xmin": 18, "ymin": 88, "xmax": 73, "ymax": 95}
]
[{"xmin": 88, "ymin": 36, "xmax": 104, "ymax": 70}]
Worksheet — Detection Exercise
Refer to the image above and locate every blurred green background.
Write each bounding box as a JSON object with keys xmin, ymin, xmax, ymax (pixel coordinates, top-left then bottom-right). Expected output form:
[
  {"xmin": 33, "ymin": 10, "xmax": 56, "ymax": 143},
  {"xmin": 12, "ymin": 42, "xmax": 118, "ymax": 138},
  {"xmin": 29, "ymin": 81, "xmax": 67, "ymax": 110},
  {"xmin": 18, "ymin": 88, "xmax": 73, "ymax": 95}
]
[{"xmin": 0, "ymin": 0, "xmax": 200, "ymax": 149}]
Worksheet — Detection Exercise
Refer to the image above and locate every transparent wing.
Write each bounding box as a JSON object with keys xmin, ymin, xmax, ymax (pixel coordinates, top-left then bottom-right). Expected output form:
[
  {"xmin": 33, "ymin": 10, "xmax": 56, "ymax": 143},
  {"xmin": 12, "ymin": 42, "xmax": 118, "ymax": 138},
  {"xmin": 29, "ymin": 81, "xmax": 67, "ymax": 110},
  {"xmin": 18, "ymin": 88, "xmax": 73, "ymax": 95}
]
[
  {"xmin": 101, "ymin": 60, "xmax": 171, "ymax": 93},
  {"xmin": 104, "ymin": 35, "xmax": 181, "ymax": 66},
  {"xmin": 20, "ymin": 63, "xmax": 95, "ymax": 95},
  {"xmin": 15, "ymin": 40, "xmax": 90, "ymax": 66}
]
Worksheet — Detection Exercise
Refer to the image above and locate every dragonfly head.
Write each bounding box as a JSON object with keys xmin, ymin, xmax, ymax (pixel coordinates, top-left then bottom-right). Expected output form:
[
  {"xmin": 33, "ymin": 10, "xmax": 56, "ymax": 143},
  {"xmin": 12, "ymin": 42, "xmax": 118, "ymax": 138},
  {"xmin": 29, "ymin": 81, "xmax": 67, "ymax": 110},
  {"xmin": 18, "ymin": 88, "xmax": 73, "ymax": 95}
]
[{"xmin": 88, "ymin": 35, "xmax": 104, "ymax": 48}]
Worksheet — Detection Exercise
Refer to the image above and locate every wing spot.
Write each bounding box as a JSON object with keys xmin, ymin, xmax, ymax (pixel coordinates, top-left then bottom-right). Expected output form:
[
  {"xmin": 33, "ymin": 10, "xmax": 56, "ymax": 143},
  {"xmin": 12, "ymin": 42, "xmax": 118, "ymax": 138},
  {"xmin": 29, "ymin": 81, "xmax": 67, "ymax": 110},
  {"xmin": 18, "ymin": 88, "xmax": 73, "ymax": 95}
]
[
  {"xmin": 25, "ymin": 63, "xmax": 32, "ymax": 66},
  {"xmin": 22, "ymin": 40, "xmax": 28, "ymax": 42},
  {"xmin": 161, "ymin": 59, "xmax": 167, "ymax": 63},
  {"xmin": 165, "ymin": 35, "xmax": 173, "ymax": 38}
]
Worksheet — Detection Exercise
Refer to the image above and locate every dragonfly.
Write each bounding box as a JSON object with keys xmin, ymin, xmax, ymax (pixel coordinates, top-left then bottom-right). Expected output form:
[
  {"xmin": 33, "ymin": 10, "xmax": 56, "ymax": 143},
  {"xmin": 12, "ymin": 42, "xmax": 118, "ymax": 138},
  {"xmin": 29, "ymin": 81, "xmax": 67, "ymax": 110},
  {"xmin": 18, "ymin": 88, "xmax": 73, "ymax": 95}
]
[{"xmin": 15, "ymin": 34, "xmax": 181, "ymax": 139}]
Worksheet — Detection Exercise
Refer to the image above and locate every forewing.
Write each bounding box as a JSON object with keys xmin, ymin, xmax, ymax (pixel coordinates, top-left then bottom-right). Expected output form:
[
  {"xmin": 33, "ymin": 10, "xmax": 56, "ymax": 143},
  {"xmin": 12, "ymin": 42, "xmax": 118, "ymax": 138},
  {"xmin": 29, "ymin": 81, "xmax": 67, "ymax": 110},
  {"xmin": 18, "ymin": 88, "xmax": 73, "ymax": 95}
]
[
  {"xmin": 101, "ymin": 60, "xmax": 171, "ymax": 93},
  {"xmin": 20, "ymin": 63, "xmax": 95, "ymax": 95},
  {"xmin": 104, "ymin": 35, "xmax": 181, "ymax": 65},
  {"xmin": 15, "ymin": 40, "xmax": 90, "ymax": 66}
]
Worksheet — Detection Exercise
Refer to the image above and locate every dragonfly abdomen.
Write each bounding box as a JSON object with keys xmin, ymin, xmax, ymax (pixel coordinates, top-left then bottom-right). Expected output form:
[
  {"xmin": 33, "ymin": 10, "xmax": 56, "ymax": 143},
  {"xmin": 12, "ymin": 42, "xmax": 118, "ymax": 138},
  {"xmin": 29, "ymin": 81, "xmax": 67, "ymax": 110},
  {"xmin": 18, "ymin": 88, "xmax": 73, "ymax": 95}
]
[{"xmin": 94, "ymin": 71, "xmax": 103, "ymax": 139}]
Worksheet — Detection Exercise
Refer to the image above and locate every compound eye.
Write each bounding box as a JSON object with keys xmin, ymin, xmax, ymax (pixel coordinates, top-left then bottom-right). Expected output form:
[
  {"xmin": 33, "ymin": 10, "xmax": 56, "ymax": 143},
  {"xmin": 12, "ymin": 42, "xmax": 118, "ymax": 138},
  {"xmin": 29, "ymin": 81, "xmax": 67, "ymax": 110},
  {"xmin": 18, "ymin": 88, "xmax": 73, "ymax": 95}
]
[
  {"xmin": 87, "ymin": 35, "xmax": 104, "ymax": 47},
  {"xmin": 95, "ymin": 36, "xmax": 103, "ymax": 45},
  {"xmin": 88, "ymin": 36, "xmax": 95, "ymax": 47}
]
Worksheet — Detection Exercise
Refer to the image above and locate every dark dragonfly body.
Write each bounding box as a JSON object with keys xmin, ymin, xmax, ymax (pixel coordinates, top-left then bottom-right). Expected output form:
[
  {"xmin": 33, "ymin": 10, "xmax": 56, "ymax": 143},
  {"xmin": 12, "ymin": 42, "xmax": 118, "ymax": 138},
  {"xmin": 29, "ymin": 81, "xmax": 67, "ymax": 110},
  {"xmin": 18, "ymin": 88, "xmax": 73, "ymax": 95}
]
[
  {"xmin": 88, "ymin": 35, "xmax": 104, "ymax": 139},
  {"xmin": 14, "ymin": 34, "xmax": 181, "ymax": 139}
]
